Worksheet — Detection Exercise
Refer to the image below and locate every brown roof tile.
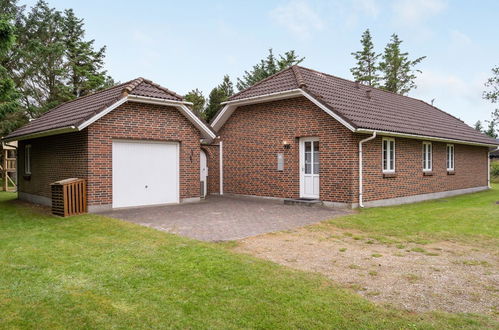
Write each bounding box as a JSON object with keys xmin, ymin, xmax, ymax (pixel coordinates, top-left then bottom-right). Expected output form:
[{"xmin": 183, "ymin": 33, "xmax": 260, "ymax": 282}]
[
  {"xmin": 5, "ymin": 78, "xmax": 184, "ymax": 140},
  {"xmin": 228, "ymin": 66, "xmax": 498, "ymax": 146}
]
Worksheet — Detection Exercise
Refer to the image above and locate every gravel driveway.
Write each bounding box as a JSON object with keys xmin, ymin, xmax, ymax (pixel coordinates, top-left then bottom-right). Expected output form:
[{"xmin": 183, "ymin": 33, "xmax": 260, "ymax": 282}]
[{"xmin": 98, "ymin": 195, "xmax": 350, "ymax": 241}]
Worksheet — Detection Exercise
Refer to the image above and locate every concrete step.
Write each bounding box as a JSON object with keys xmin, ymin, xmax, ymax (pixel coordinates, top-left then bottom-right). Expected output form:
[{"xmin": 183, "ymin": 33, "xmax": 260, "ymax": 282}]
[{"xmin": 283, "ymin": 198, "xmax": 323, "ymax": 207}]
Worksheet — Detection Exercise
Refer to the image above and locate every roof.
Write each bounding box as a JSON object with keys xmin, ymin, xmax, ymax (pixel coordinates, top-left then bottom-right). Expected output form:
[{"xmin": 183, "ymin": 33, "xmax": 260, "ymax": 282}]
[
  {"xmin": 5, "ymin": 78, "xmax": 215, "ymax": 141},
  {"xmin": 223, "ymin": 66, "xmax": 498, "ymax": 146}
]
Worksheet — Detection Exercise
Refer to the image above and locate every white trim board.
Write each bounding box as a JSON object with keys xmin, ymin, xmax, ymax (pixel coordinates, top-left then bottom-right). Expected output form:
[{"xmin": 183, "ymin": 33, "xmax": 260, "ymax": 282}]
[
  {"xmin": 210, "ymin": 89, "xmax": 498, "ymax": 148},
  {"xmin": 6, "ymin": 95, "xmax": 216, "ymax": 143}
]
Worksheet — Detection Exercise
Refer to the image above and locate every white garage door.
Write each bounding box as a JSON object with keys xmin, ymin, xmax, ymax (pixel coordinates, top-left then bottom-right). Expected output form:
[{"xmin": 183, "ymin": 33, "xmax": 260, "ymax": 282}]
[{"xmin": 112, "ymin": 140, "xmax": 179, "ymax": 208}]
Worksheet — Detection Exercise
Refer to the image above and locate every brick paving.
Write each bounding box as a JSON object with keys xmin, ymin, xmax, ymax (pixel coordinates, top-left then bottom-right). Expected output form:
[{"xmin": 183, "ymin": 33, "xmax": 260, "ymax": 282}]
[{"xmin": 98, "ymin": 195, "xmax": 350, "ymax": 241}]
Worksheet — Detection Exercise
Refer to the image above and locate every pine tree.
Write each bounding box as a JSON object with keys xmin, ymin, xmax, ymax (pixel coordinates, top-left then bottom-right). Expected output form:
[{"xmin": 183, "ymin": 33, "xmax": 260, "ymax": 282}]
[
  {"xmin": 0, "ymin": 17, "xmax": 21, "ymax": 136},
  {"xmin": 5, "ymin": 0, "xmax": 114, "ymax": 120},
  {"xmin": 350, "ymin": 29, "xmax": 380, "ymax": 86},
  {"xmin": 204, "ymin": 75, "xmax": 234, "ymax": 122},
  {"xmin": 62, "ymin": 9, "xmax": 113, "ymax": 98},
  {"xmin": 378, "ymin": 34, "xmax": 425, "ymax": 95},
  {"xmin": 236, "ymin": 49, "xmax": 304, "ymax": 91},
  {"xmin": 184, "ymin": 89, "xmax": 205, "ymax": 115},
  {"xmin": 474, "ymin": 120, "xmax": 483, "ymax": 132},
  {"xmin": 484, "ymin": 119, "xmax": 498, "ymax": 139}
]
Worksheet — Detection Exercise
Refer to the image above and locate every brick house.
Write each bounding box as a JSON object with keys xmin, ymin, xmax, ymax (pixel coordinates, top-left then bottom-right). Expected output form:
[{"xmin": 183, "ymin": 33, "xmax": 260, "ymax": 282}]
[
  {"xmin": 3, "ymin": 78, "xmax": 216, "ymax": 212},
  {"xmin": 4, "ymin": 66, "xmax": 499, "ymax": 211},
  {"xmin": 211, "ymin": 66, "xmax": 499, "ymax": 207}
]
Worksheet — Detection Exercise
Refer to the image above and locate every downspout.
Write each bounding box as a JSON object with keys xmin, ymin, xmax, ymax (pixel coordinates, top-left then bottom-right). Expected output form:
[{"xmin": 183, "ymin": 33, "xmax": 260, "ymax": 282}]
[
  {"xmin": 358, "ymin": 131, "xmax": 377, "ymax": 208},
  {"xmin": 219, "ymin": 140, "xmax": 223, "ymax": 195},
  {"xmin": 488, "ymin": 150, "xmax": 491, "ymax": 189}
]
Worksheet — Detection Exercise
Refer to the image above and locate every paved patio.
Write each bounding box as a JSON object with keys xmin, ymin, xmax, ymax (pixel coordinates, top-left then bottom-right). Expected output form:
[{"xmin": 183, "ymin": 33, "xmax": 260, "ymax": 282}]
[{"xmin": 98, "ymin": 195, "xmax": 350, "ymax": 241}]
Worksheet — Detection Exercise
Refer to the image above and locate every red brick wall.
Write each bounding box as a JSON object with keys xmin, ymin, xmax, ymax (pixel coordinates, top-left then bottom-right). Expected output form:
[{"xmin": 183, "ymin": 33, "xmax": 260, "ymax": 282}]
[
  {"xmin": 360, "ymin": 135, "xmax": 489, "ymax": 202},
  {"xmin": 86, "ymin": 102, "xmax": 201, "ymax": 206},
  {"xmin": 218, "ymin": 97, "xmax": 489, "ymax": 205},
  {"xmin": 218, "ymin": 97, "xmax": 358, "ymax": 203},
  {"xmin": 18, "ymin": 131, "xmax": 88, "ymax": 199},
  {"xmin": 202, "ymin": 143, "xmax": 220, "ymax": 194}
]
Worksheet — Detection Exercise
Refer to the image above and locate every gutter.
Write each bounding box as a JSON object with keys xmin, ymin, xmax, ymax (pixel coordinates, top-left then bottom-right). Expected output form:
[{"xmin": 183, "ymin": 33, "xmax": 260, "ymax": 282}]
[
  {"xmin": 359, "ymin": 131, "xmax": 377, "ymax": 208},
  {"xmin": 2, "ymin": 126, "xmax": 78, "ymax": 143},
  {"xmin": 356, "ymin": 128, "xmax": 498, "ymax": 148}
]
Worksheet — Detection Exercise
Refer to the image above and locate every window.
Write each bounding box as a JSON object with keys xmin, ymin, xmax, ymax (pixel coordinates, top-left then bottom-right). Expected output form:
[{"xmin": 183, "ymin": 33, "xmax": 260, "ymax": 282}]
[
  {"xmin": 382, "ymin": 138, "xmax": 395, "ymax": 173},
  {"xmin": 25, "ymin": 144, "xmax": 31, "ymax": 175},
  {"xmin": 446, "ymin": 144, "xmax": 455, "ymax": 171},
  {"xmin": 422, "ymin": 142, "xmax": 432, "ymax": 172}
]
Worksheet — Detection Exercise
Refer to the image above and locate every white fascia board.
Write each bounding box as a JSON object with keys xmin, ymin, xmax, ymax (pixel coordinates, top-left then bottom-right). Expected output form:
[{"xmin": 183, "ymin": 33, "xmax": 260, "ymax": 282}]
[
  {"xmin": 3, "ymin": 126, "xmax": 78, "ymax": 142},
  {"xmin": 211, "ymin": 104, "xmax": 233, "ymax": 132},
  {"xmin": 299, "ymin": 90, "xmax": 356, "ymax": 132},
  {"xmin": 77, "ymin": 95, "xmax": 215, "ymax": 139},
  {"xmin": 221, "ymin": 89, "xmax": 302, "ymax": 106},
  {"xmin": 77, "ymin": 97, "xmax": 128, "ymax": 130},
  {"xmin": 356, "ymin": 128, "xmax": 499, "ymax": 148},
  {"xmin": 127, "ymin": 95, "xmax": 216, "ymax": 139},
  {"xmin": 213, "ymin": 88, "xmax": 357, "ymax": 133},
  {"xmin": 127, "ymin": 94, "xmax": 193, "ymax": 106},
  {"xmin": 213, "ymin": 89, "xmax": 303, "ymax": 131}
]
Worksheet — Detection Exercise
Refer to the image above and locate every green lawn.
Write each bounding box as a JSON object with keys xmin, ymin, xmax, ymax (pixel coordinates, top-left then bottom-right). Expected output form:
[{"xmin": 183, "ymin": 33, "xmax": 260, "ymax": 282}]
[
  {"xmin": 328, "ymin": 184, "xmax": 499, "ymax": 245},
  {"xmin": 0, "ymin": 193, "xmax": 495, "ymax": 329}
]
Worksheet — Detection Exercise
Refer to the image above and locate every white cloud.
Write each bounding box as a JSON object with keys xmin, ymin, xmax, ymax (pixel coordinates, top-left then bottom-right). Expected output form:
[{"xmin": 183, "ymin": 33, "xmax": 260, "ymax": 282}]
[
  {"xmin": 392, "ymin": 0, "xmax": 447, "ymax": 26},
  {"xmin": 353, "ymin": 0, "xmax": 380, "ymax": 18},
  {"xmin": 269, "ymin": 1, "xmax": 325, "ymax": 38}
]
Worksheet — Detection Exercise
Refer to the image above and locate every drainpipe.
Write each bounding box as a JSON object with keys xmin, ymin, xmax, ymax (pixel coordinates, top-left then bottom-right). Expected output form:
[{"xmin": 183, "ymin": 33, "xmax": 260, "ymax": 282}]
[
  {"xmin": 219, "ymin": 140, "xmax": 223, "ymax": 195},
  {"xmin": 488, "ymin": 150, "xmax": 491, "ymax": 189},
  {"xmin": 358, "ymin": 131, "xmax": 377, "ymax": 208}
]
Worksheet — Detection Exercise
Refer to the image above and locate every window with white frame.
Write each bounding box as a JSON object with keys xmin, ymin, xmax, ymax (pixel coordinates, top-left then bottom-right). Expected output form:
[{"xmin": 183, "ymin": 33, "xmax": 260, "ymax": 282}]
[
  {"xmin": 446, "ymin": 144, "xmax": 454, "ymax": 171},
  {"xmin": 422, "ymin": 142, "xmax": 432, "ymax": 172},
  {"xmin": 382, "ymin": 137, "xmax": 395, "ymax": 173},
  {"xmin": 25, "ymin": 144, "xmax": 31, "ymax": 175}
]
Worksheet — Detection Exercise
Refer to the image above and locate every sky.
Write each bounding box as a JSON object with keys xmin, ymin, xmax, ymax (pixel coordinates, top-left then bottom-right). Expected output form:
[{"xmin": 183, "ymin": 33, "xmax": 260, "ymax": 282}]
[{"xmin": 21, "ymin": 0, "xmax": 499, "ymax": 126}]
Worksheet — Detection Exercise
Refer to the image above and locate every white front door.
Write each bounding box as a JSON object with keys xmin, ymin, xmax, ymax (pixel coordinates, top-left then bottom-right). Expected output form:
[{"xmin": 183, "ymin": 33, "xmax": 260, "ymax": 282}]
[
  {"xmin": 299, "ymin": 137, "xmax": 320, "ymax": 199},
  {"xmin": 112, "ymin": 140, "xmax": 179, "ymax": 208},
  {"xmin": 200, "ymin": 150, "xmax": 208, "ymax": 198}
]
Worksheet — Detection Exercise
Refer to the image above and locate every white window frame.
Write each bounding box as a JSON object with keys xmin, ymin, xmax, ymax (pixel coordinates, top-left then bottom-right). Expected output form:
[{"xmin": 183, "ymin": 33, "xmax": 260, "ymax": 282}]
[
  {"xmin": 446, "ymin": 144, "xmax": 455, "ymax": 171},
  {"xmin": 382, "ymin": 137, "xmax": 395, "ymax": 173},
  {"xmin": 25, "ymin": 144, "xmax": 31, "ymax": 175},
  {"xmin": 422, "ymin": 141, "xmax": 432, "ymax": 172}
]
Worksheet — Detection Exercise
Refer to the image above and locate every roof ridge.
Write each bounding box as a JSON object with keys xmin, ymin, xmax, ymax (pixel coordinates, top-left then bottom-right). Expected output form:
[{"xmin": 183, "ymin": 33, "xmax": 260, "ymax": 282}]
[
  {"xmin": 121, "ymin": 77, "xmax": 145, "ymax": 97},
  {"xmin": 229, "ymin": 67, "xmax": 298, "ymax": 100},
  {"xmin": 139, "ymin": 78, "xmax": 185, "ymax": 100},
  {"xmin": 292, "ymin": 65, "xmax": 307, "ymax": 88}
]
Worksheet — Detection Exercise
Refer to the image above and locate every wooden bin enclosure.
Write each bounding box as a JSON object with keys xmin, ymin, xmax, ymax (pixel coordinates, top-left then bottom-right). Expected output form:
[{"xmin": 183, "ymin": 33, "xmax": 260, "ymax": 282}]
[{"xmin": 51, "ymin": 178, "xmax": 87, "ymax": 217}]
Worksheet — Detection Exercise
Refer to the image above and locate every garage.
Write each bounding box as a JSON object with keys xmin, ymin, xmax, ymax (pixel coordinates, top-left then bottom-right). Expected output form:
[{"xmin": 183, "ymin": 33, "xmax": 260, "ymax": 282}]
[{"xmin": 112, "ymin": 140, "xmax": 179, "ymax": 208}]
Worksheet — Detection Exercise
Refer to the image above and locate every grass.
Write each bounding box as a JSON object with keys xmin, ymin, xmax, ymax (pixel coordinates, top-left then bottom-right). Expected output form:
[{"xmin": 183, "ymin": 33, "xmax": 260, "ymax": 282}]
[
  {"xmin": 0, "ymin": 193, "xmax": 495, "ymax": 328},
  {"xmin": 328, "ymin": 184, "xmax": 499, "ymax": 245}
]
